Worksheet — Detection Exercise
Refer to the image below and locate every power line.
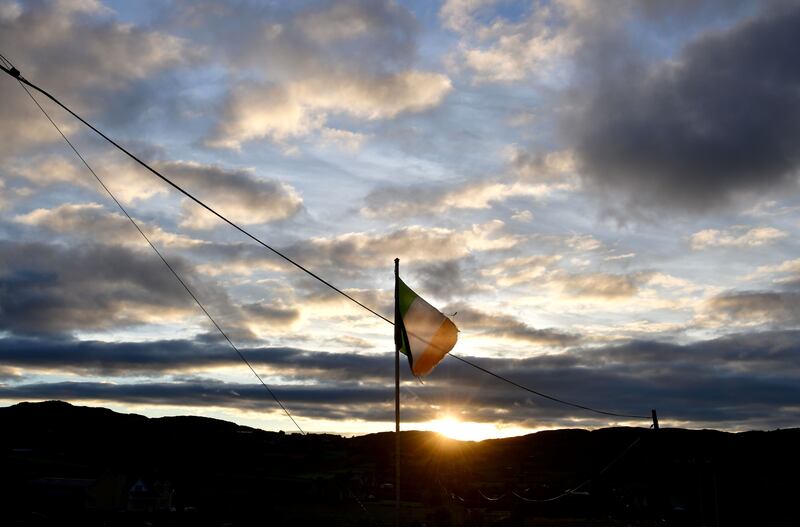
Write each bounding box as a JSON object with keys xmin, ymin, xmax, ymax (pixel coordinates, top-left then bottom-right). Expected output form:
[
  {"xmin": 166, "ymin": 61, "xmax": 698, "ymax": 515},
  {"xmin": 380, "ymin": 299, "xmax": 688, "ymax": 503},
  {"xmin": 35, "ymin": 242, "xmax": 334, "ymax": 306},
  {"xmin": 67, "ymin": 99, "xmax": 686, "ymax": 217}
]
[
  {"xmin": 0, "ymin": 59, "xmax": 650, "ymax": 422},
  {"xmin": 478, "ymin": 490, "xmax": 504, "ymax": 501},
  {"xmin": 0, "ymin": 61, "xmax": 391, "ymax": 327},
  {"xmin": 446, "ymin": 435, "xmax": 643, "ymax": 504},
  {"xmin": 510, "ymin": 435, "xmax": 642, "ymax": 503},
  {"xmin": 10, "ymin": 67, "xmax": 305, "ymax": 435},
  {"xmin": 449, "ymin": 354, "xmax": 648, "ymax": 419}
]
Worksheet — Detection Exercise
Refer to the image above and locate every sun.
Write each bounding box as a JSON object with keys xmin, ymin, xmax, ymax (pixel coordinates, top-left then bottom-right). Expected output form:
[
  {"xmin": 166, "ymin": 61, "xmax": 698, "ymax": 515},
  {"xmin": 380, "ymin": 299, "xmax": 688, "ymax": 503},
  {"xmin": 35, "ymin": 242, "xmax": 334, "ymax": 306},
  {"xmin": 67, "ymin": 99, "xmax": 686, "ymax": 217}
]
[
  {"xmin": 420, "ymin": 412, "xmax": 536, "ymax": 441},
  {"xmin": 425, "ymin": 414, "xmax": 499, "ymax": 442}
]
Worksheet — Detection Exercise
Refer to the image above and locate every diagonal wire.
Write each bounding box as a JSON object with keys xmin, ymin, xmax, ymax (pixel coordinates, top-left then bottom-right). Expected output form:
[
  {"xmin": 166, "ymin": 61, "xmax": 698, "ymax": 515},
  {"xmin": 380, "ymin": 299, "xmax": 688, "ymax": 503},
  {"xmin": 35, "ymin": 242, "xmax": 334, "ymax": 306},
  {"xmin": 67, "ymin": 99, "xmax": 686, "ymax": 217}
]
[
  {"xmin": 12, "ymin": 75, "xmax": 305, "ymax": 435},
  {"xmin": 510, "ymin": 435, "xmax": 642, "ymax": 503},
  {"xmin": 447, "ymin": 434, "xmax": 643, "ymax": 505},
  {"xmin": 0, "ymin": 59, "xmax": 650, "ymax": 422},
  {"xmin": 448, "ymin": 354, "xmax": 649, "ymax": 419},
  {"xmin": 0, "ymin": 61, "xmax": 391, "ymax": 327}
]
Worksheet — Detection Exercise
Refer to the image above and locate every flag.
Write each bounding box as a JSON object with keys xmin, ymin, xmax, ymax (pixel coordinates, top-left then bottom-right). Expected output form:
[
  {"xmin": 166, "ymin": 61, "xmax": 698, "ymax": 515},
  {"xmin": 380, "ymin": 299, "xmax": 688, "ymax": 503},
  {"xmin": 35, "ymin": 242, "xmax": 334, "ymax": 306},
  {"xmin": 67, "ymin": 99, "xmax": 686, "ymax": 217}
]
[{"xmin": 394, "ymin": 276, "xmax": 458, "ymax": 376}]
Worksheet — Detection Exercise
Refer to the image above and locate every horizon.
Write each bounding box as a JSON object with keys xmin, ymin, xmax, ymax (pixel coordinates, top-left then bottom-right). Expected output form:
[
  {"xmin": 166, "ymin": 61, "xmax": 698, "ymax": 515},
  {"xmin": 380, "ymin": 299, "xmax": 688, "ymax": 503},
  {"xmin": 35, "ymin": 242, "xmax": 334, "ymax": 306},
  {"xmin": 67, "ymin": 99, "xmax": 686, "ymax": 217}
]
[
  {"xmin": 1, "ymin": 399, "xmax": 787, "ymax": 443},
  {"xmin": 2, "ymin": 0, "xmax": 800, "ymax": 439},
  {"xmin": 6, "ymin": 399, "xmax": 785, "ymax": 443}
]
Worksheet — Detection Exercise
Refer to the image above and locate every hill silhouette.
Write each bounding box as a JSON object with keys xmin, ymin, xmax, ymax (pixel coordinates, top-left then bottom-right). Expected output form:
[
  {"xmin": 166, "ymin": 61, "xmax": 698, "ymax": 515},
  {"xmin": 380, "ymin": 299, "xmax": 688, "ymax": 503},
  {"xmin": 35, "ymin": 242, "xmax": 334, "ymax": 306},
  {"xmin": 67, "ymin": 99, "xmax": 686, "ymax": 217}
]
[{"xmin": 0, "ymin": 401, "xmax": 796, "ymax": 526}]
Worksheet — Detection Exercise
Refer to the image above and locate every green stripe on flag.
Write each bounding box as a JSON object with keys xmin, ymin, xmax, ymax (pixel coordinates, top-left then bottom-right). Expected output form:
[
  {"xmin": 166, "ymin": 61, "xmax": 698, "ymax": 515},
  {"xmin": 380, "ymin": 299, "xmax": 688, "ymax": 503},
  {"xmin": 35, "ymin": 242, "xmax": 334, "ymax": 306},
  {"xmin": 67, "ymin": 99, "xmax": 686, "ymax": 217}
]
[
  {"xmin": 397, "ymin": 278, "xmax": 417, "ymax": 317},
  {"xmin": 395, "ymin": 276, "xmax": 458, "ymax": 376}
]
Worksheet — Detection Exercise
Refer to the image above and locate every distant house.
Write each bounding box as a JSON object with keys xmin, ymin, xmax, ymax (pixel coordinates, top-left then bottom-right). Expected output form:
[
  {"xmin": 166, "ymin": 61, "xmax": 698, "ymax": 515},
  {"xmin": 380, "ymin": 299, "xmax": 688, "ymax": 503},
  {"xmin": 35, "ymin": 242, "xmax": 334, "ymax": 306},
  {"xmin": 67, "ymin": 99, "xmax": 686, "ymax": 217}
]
[
  {"xmin": 127, "ymin": 478, "xmax": 174, "ymax": 512},
  {"xmin": 28, "ymin": 472, "xmax": 127, "ymax": 511}
]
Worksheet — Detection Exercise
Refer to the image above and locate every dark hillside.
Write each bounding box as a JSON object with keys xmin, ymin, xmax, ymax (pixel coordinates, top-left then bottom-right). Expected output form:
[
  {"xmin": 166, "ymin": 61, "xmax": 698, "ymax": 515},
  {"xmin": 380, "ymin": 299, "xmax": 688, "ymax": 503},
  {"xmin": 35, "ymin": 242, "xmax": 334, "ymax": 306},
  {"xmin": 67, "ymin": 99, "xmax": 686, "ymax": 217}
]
[{"xmin": 0, "ymin": 401, "xmax": 796, "ymax": 526}]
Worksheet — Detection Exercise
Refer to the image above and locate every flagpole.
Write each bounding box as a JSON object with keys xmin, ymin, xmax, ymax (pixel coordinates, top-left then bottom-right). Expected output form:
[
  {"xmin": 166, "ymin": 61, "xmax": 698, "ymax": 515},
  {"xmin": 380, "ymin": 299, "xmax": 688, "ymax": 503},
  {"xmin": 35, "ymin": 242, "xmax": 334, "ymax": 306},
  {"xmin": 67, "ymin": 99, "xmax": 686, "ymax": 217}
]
[{"xmin": 394, "ymin": 257, "xmax": 401, "ymax": 527}]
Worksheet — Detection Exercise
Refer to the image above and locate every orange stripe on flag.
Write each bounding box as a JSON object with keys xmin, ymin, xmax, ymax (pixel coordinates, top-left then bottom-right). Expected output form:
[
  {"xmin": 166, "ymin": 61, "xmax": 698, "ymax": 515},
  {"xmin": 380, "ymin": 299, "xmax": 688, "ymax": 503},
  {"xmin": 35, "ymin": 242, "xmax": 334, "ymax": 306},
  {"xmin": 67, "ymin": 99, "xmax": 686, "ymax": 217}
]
[{"xmin": 411, "ymin": 316, "xmax": 458, "ymax": 376}]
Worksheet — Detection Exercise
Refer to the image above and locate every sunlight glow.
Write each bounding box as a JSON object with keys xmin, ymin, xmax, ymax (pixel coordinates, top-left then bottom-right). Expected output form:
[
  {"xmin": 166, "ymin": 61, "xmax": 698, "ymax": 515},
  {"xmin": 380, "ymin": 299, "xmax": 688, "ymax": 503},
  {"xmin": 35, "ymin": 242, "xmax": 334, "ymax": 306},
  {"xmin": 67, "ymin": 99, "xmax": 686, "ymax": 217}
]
[{"xmin": 422, "ymin": 414, "xmax": 531, "ymax": 442}]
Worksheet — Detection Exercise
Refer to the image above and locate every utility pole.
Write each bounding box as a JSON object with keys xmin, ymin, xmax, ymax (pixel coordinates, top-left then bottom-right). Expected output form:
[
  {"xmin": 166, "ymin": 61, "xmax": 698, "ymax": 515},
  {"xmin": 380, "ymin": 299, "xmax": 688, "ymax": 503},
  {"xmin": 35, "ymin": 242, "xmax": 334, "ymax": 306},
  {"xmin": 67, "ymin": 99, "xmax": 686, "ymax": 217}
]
[{"xmin": 394, "ymin": 258, "xmax": 401, "ymax": 527}]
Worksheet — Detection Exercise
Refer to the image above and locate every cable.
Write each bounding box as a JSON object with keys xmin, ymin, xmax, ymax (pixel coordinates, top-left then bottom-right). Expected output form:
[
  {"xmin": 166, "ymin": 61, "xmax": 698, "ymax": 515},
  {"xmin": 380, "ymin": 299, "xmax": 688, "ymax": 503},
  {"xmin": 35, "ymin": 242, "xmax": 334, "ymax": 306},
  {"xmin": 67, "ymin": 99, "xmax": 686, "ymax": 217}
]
[
  {"xmin": 0, "ymin": 61, "xmax": 391, "ymax": 327},
  {"xmin": 12, "ymin": 73, "xmax": 305, "ymax": 435},
  {"xmin": 510, "ymin": 435, "xmax": 642, "ymax": 503},
  {"xmin": 478, "ymin": 490, "xmax": 505, "ymax": 501},
  {"xmin": 0, "ymin": 59, "xmax": 651, "ymax": 422},
  {"xmin": 448, "ymin": 354, "xmax": 649, "ymax": 419},
  {"xmin": 447, "ymin": 435, "xmax": 643, "ymax": 505}
]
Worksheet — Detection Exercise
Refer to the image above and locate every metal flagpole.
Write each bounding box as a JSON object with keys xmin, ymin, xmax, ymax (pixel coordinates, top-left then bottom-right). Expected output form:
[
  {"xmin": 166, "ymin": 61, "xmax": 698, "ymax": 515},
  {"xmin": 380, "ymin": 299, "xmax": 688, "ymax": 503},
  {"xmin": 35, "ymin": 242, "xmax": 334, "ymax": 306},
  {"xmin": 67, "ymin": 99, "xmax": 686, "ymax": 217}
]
[{"xmin": 394, "ymin": 258, "xmax": 401, "ymax": 527}]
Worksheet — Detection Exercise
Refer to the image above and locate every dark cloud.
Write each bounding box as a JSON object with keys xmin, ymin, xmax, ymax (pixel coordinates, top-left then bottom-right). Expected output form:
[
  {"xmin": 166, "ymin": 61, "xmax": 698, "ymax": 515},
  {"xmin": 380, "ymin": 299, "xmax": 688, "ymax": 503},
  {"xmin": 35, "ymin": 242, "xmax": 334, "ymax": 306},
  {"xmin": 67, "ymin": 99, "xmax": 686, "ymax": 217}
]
[
  {"xmin": 599, "ymin": 331, "xmax": 800, "ymax": 376},
  {"xmin": 708, "ymin": 291, "xmax": 800, "ymax": 326},
  {"xmin": 565, "ymin": 1, "xmax": 800, "ymax": 211},
  {"xmin": 0, "ymin": 241, "xmax": 195, "ymax": 334},
  {"xmin": 0, "ymin": 336, "xmax": 390, "ymax": 379},
  {"xmin": 448, "ymin": 306, "xmax": 580, "ymax": 347},
  {"xmin": 0, "ymin": 240, "xmax": 292, "ymax": 338},
  {"xmin": 156, "ymin": 162, "xmax": 303, "ymax": 229},
  {"xmin": 414, "ymin": 261, "xmax": 466, "ymax": 301},
  {"xmin": 241, "ymin": 303, "xmax": 301, "ymax": 326},
  {"xmin": 2, "ymin": 330, "xmax": 800, "ymax": 428},
  {"xmin": 633, "ymin": 0, "xmax": 758, "ymax": 26},
  {"xmin": 0, "ymin": 380, "xmax": 390, "ymax": 415}
]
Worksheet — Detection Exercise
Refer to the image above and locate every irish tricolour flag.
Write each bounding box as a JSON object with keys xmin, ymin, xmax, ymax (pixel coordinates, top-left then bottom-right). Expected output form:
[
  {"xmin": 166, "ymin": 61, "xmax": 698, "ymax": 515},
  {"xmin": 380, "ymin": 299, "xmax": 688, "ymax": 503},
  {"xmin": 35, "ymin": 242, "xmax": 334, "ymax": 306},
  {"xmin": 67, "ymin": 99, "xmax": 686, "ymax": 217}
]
[{"xmin": 394, "ymin": 276, "xmax": 458, "ymax": 377}]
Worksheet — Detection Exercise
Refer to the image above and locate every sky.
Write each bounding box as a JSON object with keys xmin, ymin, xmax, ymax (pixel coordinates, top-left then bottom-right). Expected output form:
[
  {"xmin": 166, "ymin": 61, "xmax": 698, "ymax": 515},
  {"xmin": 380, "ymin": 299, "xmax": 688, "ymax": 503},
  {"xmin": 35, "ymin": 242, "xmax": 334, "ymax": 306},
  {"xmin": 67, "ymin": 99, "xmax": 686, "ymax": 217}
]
[{"xmin": 1, "ymin": 0, "xmax": 799, "ymax": 440}]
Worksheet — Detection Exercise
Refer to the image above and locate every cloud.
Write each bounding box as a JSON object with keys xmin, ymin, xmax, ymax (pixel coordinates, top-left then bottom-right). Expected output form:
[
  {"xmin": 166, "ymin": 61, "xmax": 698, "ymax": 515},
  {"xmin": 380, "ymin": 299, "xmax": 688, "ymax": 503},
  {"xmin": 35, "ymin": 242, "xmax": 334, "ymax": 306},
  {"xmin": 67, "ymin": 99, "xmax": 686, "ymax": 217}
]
[
  {"xmin": 0, "ymin": 336, "xmax": 384, "ymax": 379},
  {"xmin": 481, "ymin": 255, "xmax": 561, "ymax": 288},
  {"xmin": 0, "ymin": 0, "xmax": 194, "ymax": 156},
  {"xmin": 743, "ymin": 200, "xmax": 800, "ymax": 218},
  {"xmin": 3, "ymin": 329, "xmax": 800, "ymax": 428},
  {"xmin": 295, "ymin": 0, "xmax": 412, "ymax": 44},
  {"xmin": 0, "ymin": 241, "xmax": 198, "ymax": 334},
  {"xmin": 361, "ymin": 179, "xmax": 558, "ymax": 218},
  {"xmin": 208, "ymin": 72, "xmax": 451, "ymax": 149},
  {"xmin": 511, "ymin": 210, "xmax": 533, "ymax": 222},
  {"xmin": 361, "ymin": 147, "xmax": 578, "ymax": 219},
  {"xmin": 286, "ymin": 221, "xmax": 521, "ymax": 273},
  {"xmin": 565, "ymin": 2, "xmax": 800, "ymax": 211},
  {"xmin": 439, "ymin": 0, "xmax": 496, "ymax": 33},
  {"xmin": 441, "ymin": 0, "xmax": 579, "ymax": 83},
  {"xmin": 509, "ymin": 148, "xmax": 578, "ymax": 182},
  {"xmin": 15, "ymin": 202, "xmax": 205, "ymax": 248},
  {"xmin": 9, "ymin": 155, "xmax": 303, "ymax": 227},
  {"xmin": 604, "ymin": 252, "xmax": 635, "ymax": 262},
  {"xmin": 168, "ymin": 0, "xmax": 417, "ymax": 73},
  {"xmin": 556, "ymin": 271, "xmax": 652, "ymax": 299},
  {"xmin": 319, "ymin": 127, "xmax": 368, "ymax": 152},
  {"xmin": 169, "ymin": 0, "xmax": 452, "ymax": 149},
  {"xmin": 0, "ymin": 379, "xmax": 397, "ymax": 422},
  {"xmin": 749, "ymin": 258, "xmax": 800, "ymax": 286},
  {"xmin": 241, "ymin": 303, "xmax": 301, "ymax": 329},
  {"xmin": 563, "ymin": 234, "xmax": 602, "ymax": 252},
  {"xmin": 690, "ymin": 226, "xmax": 787, "ymax": 250},
  {"xmin": 448, "ymin": 306, "xmax": 580, "ymax": 347},
  {"xmin": 414, "ymin": 261, "xmax": 469, "ymax": 301},
  {"xmin": 155, "ymin": 161, "xmax": 303, "ymax": 229},
  {"xmin": 0, "ymin": 366, "xmax": 22, "ymax": 381},
  {"xmin": 0, "ymin": 239, "xmax": 289, "ymax": 338},
  {"xmin": 706, "ymin": 291, "xmax": 800, "ymax": 327},
  {"xmin": 9, "ymin": 154, "xmax": 170, "ymax": 203},
  {"xmin": 190, "ymin": 242, "xmax": 295, "ymax": 277}
]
